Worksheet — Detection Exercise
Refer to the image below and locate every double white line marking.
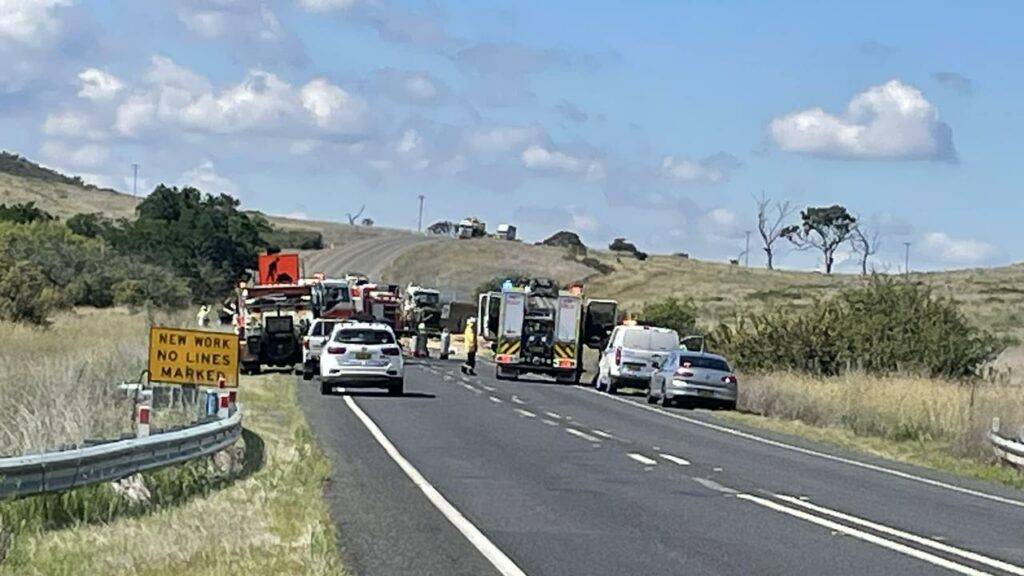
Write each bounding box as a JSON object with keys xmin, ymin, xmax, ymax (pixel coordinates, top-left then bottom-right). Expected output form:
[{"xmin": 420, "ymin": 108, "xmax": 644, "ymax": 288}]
[{"xmin": 739, "ymin": 493, "xmax": 1024, "ymax": 575}]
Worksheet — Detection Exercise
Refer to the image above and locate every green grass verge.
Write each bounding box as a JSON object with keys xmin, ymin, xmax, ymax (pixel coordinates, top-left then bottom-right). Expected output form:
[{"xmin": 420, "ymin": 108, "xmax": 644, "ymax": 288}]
[{"xmin": 0, "ymin": 372, "xmax": 343, "ymax": 575}]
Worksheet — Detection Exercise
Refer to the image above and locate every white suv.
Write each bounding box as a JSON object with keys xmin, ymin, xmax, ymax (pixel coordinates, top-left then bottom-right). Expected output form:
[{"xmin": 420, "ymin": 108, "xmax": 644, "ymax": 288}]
[
  {"xmin": 597, "ymin": 325, "xmax": 679, "ymax": 394},
  {"xmin": 320, "ymin": 322, "xmax": 404, "ymax": 395},
  {"xmin": 302, "ymin": 319, "xmax": 349, "ymax": 381}
]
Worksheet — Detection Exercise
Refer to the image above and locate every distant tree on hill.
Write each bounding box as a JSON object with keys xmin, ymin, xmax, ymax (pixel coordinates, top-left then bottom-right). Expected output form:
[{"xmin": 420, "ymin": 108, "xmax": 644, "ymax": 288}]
[
  {"xmin": 782, "ymin": 205, "xmax": 857, "ymax": 274},
  {"xmin": 427, "ymin": 220, "xmax": 456, "ymax": 236},
  {"xmin": 849, "ymin": 223, "xmax": 880, "ymax": 275},
  {"xmin": 755, "ymin": 191, "xmax": 796, "ymax": 270}
]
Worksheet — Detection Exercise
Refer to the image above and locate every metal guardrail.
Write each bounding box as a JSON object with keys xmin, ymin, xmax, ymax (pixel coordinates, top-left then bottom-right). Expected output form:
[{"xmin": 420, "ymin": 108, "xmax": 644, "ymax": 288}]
[
  {"xmin": 989, "ymin": 418, "xmax": 1024, "ymax": 469},
  {"xmin": 0, "ymin": 408, "xmax": 242, "ymax": 500}
]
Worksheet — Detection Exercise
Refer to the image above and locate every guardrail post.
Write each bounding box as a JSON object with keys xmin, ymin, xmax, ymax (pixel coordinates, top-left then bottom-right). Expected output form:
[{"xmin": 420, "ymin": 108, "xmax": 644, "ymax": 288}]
[
  {"xmin": 992, "ymin": 417, "xmax": 1001, "ymax": 434},
  {"xmin": 136, "ymin": 405, "xmax": 151, "ymax": 438}
]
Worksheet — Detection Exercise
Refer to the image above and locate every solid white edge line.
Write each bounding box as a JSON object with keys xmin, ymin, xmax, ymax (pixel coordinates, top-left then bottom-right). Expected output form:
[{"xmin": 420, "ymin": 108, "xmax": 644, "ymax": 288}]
[
  {"xmin": 584, "ymin": 388, "xmax": 1024, "ymax": 509},
  {"xmin": 776, "ymin": 495, "xmax": 1024, "ymax": 576},
  {"xmin": 627, "ymin": 453, "xmax": 658, "ymax": 466},
  {"xmin": 659, "ymin": 453, "xmax": 691, "ymax": 466},
  {"xmin": 737, "ymin": 494, "xmax": 991, "ymax": 576},
  {"xmin": 343, "ymin": 396, "xmax": 528, "ymax": 576}
]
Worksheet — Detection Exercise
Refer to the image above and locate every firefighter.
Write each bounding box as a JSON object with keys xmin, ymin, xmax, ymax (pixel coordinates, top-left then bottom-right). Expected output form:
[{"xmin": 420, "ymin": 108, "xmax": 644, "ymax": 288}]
[
  {"xmin": 461, "ymin": 317, "xmax": 478, "ymax": 375},
  {"xmin": 196, "ymin": 305, "xmax": 210, "ymax": 327}
]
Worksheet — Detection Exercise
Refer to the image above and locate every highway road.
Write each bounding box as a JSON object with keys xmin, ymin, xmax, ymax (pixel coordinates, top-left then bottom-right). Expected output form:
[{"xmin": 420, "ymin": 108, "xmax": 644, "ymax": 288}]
[
  {"xmin": 298, "ymin": 358, "xmax": 1024, "ymax": 576},
  {"xmin": 302, "ymin": 234, "xmax": 439, "ymax": 280}
]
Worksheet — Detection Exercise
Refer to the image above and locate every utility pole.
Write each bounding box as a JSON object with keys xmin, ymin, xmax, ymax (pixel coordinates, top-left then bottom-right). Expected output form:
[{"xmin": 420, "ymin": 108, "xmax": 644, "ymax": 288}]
[
  {"xmin": 131, "ymin": 163, "xmax": 139, "ymax": 196},
  {"xmin": 417, "ymin": 194, "xmax": 425, "ymax": 232},
  {"xmin": 744, "ymin": 230, "xmax": 751, "ymax": 267},
  {"xmin": 903, "ymin": 241, "xmax": 911, "ymax": 275}
]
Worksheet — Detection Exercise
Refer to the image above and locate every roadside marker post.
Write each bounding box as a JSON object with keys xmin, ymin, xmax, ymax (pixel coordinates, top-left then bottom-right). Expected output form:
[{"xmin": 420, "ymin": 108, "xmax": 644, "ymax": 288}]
[
  {"xmin": 217, "ymin": 392, "xmax": 231, "ymax": 420},
  {"xmin": 205, "ymin": 390, "xmax": 219, "ymax": 417},
  {"xmin": 136, "ymin": 406, "xmax": 151, "ymax": 438}
]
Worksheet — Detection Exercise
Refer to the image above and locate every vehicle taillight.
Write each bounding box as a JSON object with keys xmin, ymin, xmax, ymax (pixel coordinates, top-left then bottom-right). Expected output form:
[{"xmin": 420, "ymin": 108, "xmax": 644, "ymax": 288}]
[
  {"xmin": 676, "ymin": 369, "xmax": 694, "ymax": 378},
  {"xmin": 615, "ymin": 347, "xmax": 622, "ymax": 365},
  {"xmin": 722, "ymin": 375, "xmax": 738, "ymax": 385},
  {"xmin": 327, "ymin": 346, "xmax": 347, "ymax": 354},
  {"xmin": 382, "ymin": 346, "xmax": 400, "ymax": 356}
]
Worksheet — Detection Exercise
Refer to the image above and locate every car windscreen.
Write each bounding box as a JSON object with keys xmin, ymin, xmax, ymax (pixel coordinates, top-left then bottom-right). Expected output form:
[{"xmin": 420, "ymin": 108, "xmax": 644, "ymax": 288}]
[
  {"xmin": 265, "ymin": 316, "xmax": 293, "ymax": 333},
  {"xmin": 313, "ymin": 321, "xmax": 340, "ymax": 336},
  {"xmin": 622, "ymin": 329, "xmax": 679, "ymax": 351},
  {"xmin": 325, "ymin": 286, "xmax": 350, "ymax": 304},
  {"xmin": 334, "ymin": 329, "xmax": 395, "ymax": 345},
  {"xmin": 679, "ymin": 355, "xmax": 730, "ymax": 372},
  {"xmin": 414, "ymin": 293, "xmax": 440, "ymax": 306}
]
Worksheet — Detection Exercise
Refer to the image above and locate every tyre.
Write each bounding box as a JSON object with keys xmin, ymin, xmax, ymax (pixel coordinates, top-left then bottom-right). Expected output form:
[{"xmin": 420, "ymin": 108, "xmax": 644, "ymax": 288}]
[
  {"xmin": 722, "ymin": 400, "xmax": 737, "ymax": 411},
  {"xmin": 556, "ymin": 372, "xmax": 575, "ymax": 384},
  {"xmin": 302, "ymin": 368, "xmax": 314, "ymax": 381},
  {"xmin": 242, "ymin": 362, "xmax": 261, "ymax": 375},
  {"xmin": 388, "ymin": 379, "xmax": 404, "ymax": 396},
  {"xmin": 495, "ymin": 365, "xmax": 509, "ymax": 380},
  {"xmin": 321, "ymin": 381, "xmax": 332, "ymax": 395}
]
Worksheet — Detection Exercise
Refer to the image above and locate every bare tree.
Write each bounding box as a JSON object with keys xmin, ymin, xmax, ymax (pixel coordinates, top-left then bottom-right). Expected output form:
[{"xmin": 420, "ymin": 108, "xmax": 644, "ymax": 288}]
[
  {"xmin": 755, "ymin": 191, "xmax": 796, "ymax": 270},
  {"xmin": 346, "ymin": 205, "xmax": 365, "ymax": 225},
  {"xmin": 849, "ymin": 223, "xmax": 880, "ymax": 275}
]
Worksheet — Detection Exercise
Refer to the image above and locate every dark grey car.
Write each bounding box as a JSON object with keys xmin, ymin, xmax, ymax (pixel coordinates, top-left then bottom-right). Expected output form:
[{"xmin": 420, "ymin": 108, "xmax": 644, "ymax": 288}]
[{"xmin": 647, "ymin": 350, "xmax": 738, "ymax": 409}]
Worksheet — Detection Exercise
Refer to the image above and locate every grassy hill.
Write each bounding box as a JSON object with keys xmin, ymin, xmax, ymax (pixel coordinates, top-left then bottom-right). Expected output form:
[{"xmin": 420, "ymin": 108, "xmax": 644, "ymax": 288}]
[{"xmin": 0, "ymin": 153, "xmax": 139, "ymax": 219}]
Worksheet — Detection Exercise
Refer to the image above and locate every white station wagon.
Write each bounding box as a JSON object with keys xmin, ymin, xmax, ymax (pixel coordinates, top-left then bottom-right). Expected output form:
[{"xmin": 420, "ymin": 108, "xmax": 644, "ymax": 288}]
[{"xmin": 319, "ymin": 322, "xmax": 404, "ymax": 396}]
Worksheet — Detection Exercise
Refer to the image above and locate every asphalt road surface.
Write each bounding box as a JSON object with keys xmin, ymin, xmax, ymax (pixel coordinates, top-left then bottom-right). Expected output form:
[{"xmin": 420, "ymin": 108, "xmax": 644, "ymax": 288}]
[
  {"xmin": 302, "ymin": 234, "xmax": 438, "ymax": 280},
  {"xmin": 299, "ymin": 358, "xmax": 1024, "ymax": 575}
]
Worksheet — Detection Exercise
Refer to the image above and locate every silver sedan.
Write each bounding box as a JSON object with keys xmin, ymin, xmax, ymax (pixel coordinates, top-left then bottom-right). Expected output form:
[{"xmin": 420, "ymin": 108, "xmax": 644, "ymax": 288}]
[{"xmin": 647, "ymin": 350, "xmax": 738, "ymax": 409}]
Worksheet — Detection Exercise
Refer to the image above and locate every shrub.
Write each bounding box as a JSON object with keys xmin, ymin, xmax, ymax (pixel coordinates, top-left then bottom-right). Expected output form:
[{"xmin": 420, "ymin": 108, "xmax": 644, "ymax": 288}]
[
  {"xmin": 638, "ymin": 297, "xmax": 698, "ymax": 336},
  {"xmin": 0, "ymin": 261, "xmax": 62, "ymax": 324},
  {"xmin": 260, "ymin": 226, "xmax": 323, "ymax": 250},
  {"xmin": 711, "ymin": 277, "xmax": 1003, "ymax": 378},
  {"xmin": 0, "ymin": 202, "xmax": 53, "ymax": 224}
]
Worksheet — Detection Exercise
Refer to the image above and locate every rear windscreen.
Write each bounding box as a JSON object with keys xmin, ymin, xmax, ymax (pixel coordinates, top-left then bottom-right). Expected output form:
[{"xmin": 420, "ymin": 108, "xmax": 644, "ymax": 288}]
[
  {"xmin": 679, "ymin": 355, "xmax": 730, "ymax": 371},
  {"xmin": 622, "ymin": 329, "xmax": 679, "ymax": 351},
  {"xmin": 265, "ymin": 316, "xmax": 293, "ymax": 332},
  {"xmin": 334, "ymin": 329, "xmax": 395, "ymax": 344}
]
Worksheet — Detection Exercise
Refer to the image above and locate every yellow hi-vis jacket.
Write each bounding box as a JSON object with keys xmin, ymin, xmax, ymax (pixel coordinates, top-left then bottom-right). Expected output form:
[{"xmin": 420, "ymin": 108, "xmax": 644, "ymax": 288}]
[{"xmin": 464, "ymin": 324, "xmax": 478, "ymax": 352}]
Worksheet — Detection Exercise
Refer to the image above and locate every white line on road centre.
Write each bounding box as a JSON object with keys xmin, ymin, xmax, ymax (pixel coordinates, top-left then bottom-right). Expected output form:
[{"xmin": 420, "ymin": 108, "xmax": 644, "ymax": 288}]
[
  {"xmin": 627, "ymin": 453, "xmax": 658, "ymax": 466},
  {"xmin": 489, "ymin": 396, "xmax": 503, "ymax": 404},
  {"xmin": 585, "ymin": 388, "xmax": 1024, "ymax": 510},
  {"xmin": 343, "ymin": 396, "xmax": 528, "ymax": 576},
  {"xmin": 775, "ymin": 495, "xmax": 1024, "ymax": 576},
  {"xmin": 737, "ymin": 494, "xmax": 991, "ymax": 576},
  {"xmin": 544, "ymin": 411, "xmax": 562, "ymax": 420},
  {"xmin": 514, "ymin": 409, "xmax": 536, "ymax": 418},
  {"xmin": 565, "ymin": 428, "xmax": 602, "ymax": 443},
  {"xmin": 590, "ymin": 429, "xmax": 614, "ymax": 439},
  {"xmin": 480, "ymin": 384, "xmax": 496, "ymax": 392},
  {"xmin": 659, "ymin": 453, "xmax": 691, "ymax": 466},
  {"xmin": 510, "ymin": 396, "xmax": 525, "ymax": 405}
]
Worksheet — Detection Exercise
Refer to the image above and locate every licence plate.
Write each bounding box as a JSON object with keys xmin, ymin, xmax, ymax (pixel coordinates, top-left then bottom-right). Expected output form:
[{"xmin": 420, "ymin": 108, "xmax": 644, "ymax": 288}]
[{"xmin": 355, "ymin": 352, "xmax": 371, "ymax": 360}]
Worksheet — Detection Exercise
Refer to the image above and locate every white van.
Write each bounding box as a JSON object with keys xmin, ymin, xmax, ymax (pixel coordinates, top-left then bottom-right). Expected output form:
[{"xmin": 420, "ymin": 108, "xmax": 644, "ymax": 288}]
[{"xmin": 596, "ymin": 325, "xmax": 679, "ymax": 394}]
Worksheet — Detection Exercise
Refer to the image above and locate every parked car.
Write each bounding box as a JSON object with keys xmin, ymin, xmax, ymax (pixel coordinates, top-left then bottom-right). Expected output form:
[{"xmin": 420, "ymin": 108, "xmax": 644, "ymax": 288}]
[
  {"xmin": 647, "ymin": 350, "xmax": 737, "ymax": 409},
  {"xmin": 319, "ymin": 322, "xmax": 404, "ymax": 396},
  {"xmin": 302, "ymin": 318, "xmax": 349, "ymax": 380},
  {"xmin": 596, "ymin": 325, "xmax": 679, "ymax": 394}
]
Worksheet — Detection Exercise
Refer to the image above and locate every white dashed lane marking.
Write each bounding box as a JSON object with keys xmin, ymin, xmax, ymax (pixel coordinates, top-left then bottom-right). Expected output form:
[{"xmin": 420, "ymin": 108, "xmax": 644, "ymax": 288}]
[
  {"xmin": 627, "ymin": 453, "xmax": 658, "ymax": 466},
  {"xmin": 659, "ymin": 454, "xmax": 691, "ymax": 466},
  {"xmin": 565, "ymin": 428, "xmax": 602, "ymax": 443},
  {"xmin": 514, "ymin": 409, "xmax": 537, "ymax": 418}
]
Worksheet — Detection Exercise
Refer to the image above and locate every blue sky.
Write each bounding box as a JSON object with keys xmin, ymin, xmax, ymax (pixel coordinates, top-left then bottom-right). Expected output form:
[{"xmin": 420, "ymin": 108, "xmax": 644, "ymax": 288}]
[{"xmin": 2, "ymin": 1, "xmax": 1021, "ymax": 271}]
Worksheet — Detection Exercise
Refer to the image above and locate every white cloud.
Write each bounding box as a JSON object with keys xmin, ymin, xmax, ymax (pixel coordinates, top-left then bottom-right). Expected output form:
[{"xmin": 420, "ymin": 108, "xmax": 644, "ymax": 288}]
[
  {"xmin": 396, "ymin": 129, "xmax": 422, "ymax": 154},
  {"xmin": 179, "ymin": 160, "xmax": 239, "ymax": 196},
  {"xmin": 466, "ymin": 126, "xmax": 540, "ymax": 153},
  {"xmin": 698, "ymin": 207, "xmax": 745, "ymax": 241},
  {"xmin": 403, "ymin": 74, "xmax": 439, "ymax": 101},
  {"xmin": 289, "ymin": 139, "xmax": 320, "ymax": 155},
  {"xmin": 40, "ymin": 141, "xmax": 108, "ymax": 169},
  {"xmin": 77, "ymin": 68, "xmax": 124, "ymax": 101},
  {"xmin": 43, "ymin": 110, "xmax": 105, "ymax": 139},
  {"xmin": 521, "ymin": 145, "xmax": 604, "ymax": 180},
  {"xmin": 661, "ymin": 152, "xmax": 740, "ymax": 184},
  {"xmin": 297, "ymin": 0, "xmax": 356, "ymax": 12},
  {"xmin": 145, "ymin": 55, "xmax": 211, "ymax": 94},
  {"xmin": 0, "ymin": 0, "xmax": 70, "ymax": 46},
  {"xmin": 918, "ymin": 232, "xmax": 1001, "ymax": 265},
  {"xmin": 299, "ymin": 78, "xmax": 367, "ymax": 132},
  {"xmin": 115, "ymin": 94, "xmax": 157, "ymax": 137},
  {"xmin": 181, "ymin": 70, "xmax": 295, "ymax": 133},
  {"xmin": 768, "ymin": 79, "xmax": 956, "ymax": 161}
]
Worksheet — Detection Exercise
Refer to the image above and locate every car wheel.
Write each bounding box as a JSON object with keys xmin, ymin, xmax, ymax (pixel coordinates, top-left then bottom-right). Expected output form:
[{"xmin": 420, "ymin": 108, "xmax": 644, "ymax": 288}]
[
  {"xmin": 723, "ymin": 400, "xmax": 737, "ymax": 411},
  {"xmin": 388, "ymin": 379, "xmax": 404, "ymax": 396},
  {"xmin": 302, "ymin": 368, "xmax": 314, "ymax": 381},
  {"xmin": 320, "ymin": 381, "xmax": 332, "ymax": 395},
  {"xmin": 495, "ymin": 365, "xmax": 508, "ymax": 380}
]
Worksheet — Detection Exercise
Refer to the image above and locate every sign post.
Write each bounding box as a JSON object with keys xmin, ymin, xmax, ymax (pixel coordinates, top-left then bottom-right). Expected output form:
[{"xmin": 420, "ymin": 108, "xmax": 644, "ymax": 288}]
[{"xmin": 148, "ymin": 327, "xmax": 240, "ymax": 388}]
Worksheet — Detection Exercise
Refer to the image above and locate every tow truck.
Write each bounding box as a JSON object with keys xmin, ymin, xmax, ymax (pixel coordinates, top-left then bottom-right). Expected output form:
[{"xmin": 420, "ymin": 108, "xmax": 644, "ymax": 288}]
[
  {"xmin": 477, "ymin": 278, "xmax": 617, "ymax": 383},
  {"xmin": 237, "ymin": 283, "xmax": 313, "ymax": 374}
]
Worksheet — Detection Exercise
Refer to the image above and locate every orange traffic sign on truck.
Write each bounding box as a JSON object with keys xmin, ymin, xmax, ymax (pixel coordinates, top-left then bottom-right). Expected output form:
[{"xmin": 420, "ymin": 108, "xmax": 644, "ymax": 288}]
[
  {"xmin": 257, "ymin": 253, "xmax": 300, "ymax": 285},
  {"xmin": 148, "ymin": 326, "xmax": 239, "ymax": 387}
]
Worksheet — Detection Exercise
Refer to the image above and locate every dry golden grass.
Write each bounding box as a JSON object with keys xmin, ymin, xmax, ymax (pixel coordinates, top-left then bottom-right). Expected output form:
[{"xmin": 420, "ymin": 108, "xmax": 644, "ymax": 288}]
[
  {"xmin": 0, "ymin": 173, "xmax": 138, "ymax": 220},
  {"xmin": 385, "ymin": 236, "xmax": 596, "ymax": 300},
  {"xmin": 1, "ymin": 372, "xmax": 344, "ymax": 576},
  {"xmin": 0, "ymin": 308, "xmax": 198, "ymax": 457},
  {"xmin": 736, "ymin": 372, "xmax": 1024, "ymax": 462}
]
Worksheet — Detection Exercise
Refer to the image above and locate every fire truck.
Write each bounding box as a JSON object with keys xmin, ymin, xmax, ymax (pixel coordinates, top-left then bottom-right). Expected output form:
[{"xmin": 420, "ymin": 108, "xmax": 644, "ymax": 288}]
[
  {"xmin": 477, "ymin": 278, "xmax": 617, "ymax": 383},
  {"xmin": 402, "ymin": 284, "xmax": 442, "ymax": 336},
  {"xmin": 309, "ymin": 274, "xmax": 355, "ymax": 319},
  {"xmin": 351, "ymin": 282, "xmax": 403, "ymax": 330}
]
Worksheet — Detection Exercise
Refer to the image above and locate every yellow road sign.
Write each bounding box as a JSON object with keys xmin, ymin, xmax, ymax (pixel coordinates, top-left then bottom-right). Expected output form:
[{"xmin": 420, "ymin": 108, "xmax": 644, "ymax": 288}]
[{"xmin": 148, "ymin": 326, "xmax": 239, "ymax": 388}]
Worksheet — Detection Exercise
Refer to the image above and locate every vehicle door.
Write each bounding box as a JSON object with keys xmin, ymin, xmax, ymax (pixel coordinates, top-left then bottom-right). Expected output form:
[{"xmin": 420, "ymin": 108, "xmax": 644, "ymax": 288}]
[
  {"xmin": 495, "ymin": 291, "xmax": 525, "ymax": 363},
  {"xmin": 554, "ymin": 296, "xmax": 582, "ymax": 368}
]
